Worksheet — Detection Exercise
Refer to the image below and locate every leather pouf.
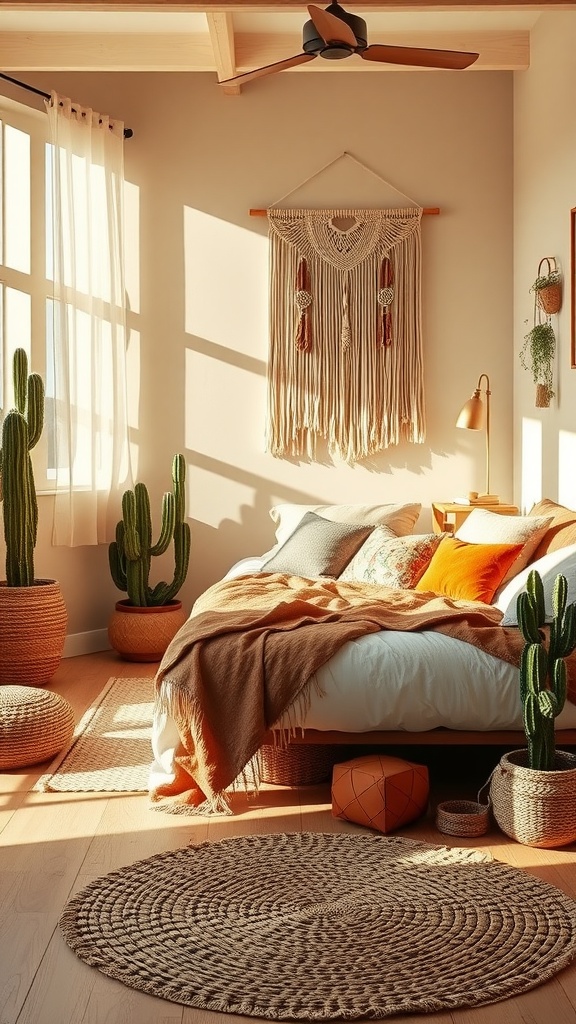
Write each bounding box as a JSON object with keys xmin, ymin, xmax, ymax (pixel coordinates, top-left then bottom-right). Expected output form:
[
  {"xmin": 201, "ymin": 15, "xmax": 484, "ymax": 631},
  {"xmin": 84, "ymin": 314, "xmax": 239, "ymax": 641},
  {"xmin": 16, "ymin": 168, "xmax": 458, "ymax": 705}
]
[
  {"xmin": 0, "ymin": 686, "xmax": 75, "ymax": 770},
  {"xmin": 331, "ymin": 753, "xmax": 429, "ymax": 833}
]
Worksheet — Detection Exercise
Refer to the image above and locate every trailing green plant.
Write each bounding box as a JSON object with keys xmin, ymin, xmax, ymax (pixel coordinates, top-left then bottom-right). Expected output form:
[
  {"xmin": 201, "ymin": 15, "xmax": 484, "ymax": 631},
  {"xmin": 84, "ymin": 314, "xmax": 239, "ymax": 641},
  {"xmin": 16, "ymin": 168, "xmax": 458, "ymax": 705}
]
[
  {"xmin": 0, "ymin": 348, "xmax": 45, "ymax": 587},
  {"xmin": 520, "ymin": 320, "xmax": 556, "ymax": 398},
  {"xmin": 530, "ymin": 269, "xmax": 561, "ymax": 293},
  {"xmin": 108, "ymin": 453, "xmax": 191, "ymax": 607},
  {"xmin": 517, "ymin": 569, "xmax": 576, "ymax": 770}
]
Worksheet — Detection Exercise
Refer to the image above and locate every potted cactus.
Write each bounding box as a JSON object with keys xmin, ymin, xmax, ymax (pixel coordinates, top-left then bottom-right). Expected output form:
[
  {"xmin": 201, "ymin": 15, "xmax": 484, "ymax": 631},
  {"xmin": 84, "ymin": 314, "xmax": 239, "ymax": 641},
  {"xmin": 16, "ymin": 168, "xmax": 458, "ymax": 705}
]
[
  {"xmin": 0, "ymin": 348, "xmax": 68, "ymax": 685},
  {"xmin": 107, "ymin": 453, "xmax": 191, "ymax": 661},
  {"xmin": 490, "ymin": 570, "xmax": 576, "ymax": 847}
]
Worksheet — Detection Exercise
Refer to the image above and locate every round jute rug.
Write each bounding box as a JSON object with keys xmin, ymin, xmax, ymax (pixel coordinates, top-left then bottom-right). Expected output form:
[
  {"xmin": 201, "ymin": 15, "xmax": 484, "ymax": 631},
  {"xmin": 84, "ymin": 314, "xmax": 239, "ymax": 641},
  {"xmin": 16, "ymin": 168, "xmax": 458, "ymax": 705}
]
[{"xmin": 59, "ymin": 831, "xmax": 576, "ymax": 1020}]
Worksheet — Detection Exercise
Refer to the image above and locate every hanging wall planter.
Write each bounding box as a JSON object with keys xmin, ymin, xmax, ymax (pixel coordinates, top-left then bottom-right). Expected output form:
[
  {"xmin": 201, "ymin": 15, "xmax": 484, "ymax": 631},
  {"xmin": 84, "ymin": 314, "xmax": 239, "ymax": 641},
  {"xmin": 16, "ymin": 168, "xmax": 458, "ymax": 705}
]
[
  {"xmin": 521, "ymin": 258, "xmax": 561, "ymax": 408},
  {"xmin": 530, "ymin": 257, "xmax": 562, "ymax": 315}
]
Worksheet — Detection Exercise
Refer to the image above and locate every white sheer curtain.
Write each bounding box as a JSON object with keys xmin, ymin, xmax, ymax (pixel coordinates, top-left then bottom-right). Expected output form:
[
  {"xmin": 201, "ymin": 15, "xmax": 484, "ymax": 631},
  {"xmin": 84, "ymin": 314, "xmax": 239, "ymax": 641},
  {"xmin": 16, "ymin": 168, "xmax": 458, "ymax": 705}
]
[{"xmin": 45, "ymin": 90, "xmax": 132, "ymax": 546}]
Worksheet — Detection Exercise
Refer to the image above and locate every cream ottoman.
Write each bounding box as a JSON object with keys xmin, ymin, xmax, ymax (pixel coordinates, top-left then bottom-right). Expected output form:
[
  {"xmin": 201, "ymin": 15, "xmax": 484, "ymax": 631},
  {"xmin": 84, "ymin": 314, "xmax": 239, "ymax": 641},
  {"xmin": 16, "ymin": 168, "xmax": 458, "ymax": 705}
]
[
  {"xmin": 0, "ymin": 686, "xmax": 75, "ymax": 770},
  {"xmin": 332, "ymin": 753, "xmax": 429, "ymax": 833}
]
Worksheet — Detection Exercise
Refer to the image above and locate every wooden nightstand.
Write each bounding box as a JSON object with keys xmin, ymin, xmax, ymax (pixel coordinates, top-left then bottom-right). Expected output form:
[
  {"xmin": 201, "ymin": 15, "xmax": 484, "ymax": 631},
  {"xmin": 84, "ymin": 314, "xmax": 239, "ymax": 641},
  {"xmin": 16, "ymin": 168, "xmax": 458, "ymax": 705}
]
[{"xmin": 431, "ymin": 501, "xmax": 519, "ymax": 535}]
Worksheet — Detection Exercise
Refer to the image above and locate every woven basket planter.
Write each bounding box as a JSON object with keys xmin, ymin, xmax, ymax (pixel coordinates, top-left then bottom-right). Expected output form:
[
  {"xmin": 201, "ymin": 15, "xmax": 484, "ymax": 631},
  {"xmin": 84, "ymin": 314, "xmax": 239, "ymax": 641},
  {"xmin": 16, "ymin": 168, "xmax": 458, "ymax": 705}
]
[
  {"xmin": 108, "ymin": 599, "xmax": 188, "ymax": 662},
  {"xmin": 259, "ymin": 743, "xmax": 341, "ymax": 786},
  {"xmin": 535, "ymin": 383, "xmax": 553, "ymax": 408},
  {"xmin": 490, "ymin": 748, "xmax": 576, "ymax": 848},
  {"xmin": 536, "ymin": 283, "xmax": 562, "ymax": 315},
  {"xmin": 0, "ymin": 579, "xmax": 67, "ymax": 687}
]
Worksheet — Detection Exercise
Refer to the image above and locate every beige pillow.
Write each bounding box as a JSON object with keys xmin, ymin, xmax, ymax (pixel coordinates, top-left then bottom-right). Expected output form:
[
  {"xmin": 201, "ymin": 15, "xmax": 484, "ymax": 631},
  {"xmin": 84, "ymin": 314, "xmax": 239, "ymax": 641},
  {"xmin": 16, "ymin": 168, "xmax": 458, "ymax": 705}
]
[
  {"xmin": 454, "ymin": 507, "xmax": 553, "ymax": 584},
  {"xmin": 528, "ymin": 498, "xmax": 576, "ymax": 560},
  {"xmin": 266, "ymin": 502, "xmax": 422, "ymax": 557}
]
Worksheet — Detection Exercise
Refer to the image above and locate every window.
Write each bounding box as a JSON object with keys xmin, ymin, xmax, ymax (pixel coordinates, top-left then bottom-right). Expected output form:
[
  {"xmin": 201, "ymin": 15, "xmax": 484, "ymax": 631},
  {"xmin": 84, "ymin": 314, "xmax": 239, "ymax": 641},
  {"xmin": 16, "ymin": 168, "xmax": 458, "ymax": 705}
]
[{"xmin": 0, "ymin": 99, "xmax": 53, "ymax": 491}]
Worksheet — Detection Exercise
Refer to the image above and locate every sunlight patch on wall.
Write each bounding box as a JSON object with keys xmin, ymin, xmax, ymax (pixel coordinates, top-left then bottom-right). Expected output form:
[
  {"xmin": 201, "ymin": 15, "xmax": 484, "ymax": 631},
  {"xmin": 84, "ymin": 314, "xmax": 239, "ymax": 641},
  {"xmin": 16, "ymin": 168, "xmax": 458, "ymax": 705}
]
[
  {"xmin": 558, "ymin": 430, "xmax": 576, "ymax": 510},
  {"xmin": 183, "ymin": 207, "xmax": 268, "ymax": 353},
  {"xmin": 521, "ymin": 416, "xmax": 542, "ymax": 514},
  {"xmin": 184, "ymin": 342, "xmax": 265, "ymax": 461}
]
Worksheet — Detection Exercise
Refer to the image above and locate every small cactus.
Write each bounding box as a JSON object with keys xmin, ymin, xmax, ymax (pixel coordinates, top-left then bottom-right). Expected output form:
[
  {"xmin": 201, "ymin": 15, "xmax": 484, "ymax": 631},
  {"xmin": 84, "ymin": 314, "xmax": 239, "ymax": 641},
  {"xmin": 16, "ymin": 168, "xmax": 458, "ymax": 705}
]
[
  {"xmin": 0, "ymin": 348, "xmax": 45, "ymax": 586},
  {"xmin": 108, "ymin": 454, "xmax": 190, "ymax": 607},
  {"xmin": 517, "ymin": 569, "xmax": 576, "ymax": 770}
]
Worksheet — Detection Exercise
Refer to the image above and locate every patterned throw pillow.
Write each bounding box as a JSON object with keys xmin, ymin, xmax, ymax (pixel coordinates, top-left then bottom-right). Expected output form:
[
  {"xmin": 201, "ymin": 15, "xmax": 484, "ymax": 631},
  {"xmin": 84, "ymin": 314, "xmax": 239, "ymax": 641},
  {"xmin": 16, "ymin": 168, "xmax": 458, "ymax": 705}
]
[
  {"xmin": 339, "ymin": 529, "xmax": 442, "ymax": 588},
  {"xmin": 261, "ymin": 511, "xmax": 374, "ymax": 578}
]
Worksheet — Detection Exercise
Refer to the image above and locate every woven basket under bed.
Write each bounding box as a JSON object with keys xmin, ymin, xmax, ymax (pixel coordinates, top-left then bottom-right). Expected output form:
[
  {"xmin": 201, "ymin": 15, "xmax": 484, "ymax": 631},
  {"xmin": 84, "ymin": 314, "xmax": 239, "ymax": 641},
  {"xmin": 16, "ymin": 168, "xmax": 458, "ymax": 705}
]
[{"xmin": 259, "ymin": 743, "xmax": 341, "ymax": 786}]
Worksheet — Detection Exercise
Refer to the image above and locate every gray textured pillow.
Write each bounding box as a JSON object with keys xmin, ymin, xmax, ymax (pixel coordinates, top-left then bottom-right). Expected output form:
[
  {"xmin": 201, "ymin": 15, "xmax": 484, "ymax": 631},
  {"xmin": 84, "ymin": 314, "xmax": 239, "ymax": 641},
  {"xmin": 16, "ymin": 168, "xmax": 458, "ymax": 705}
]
[{"xmin": 261, "ymin": 511, "xmax": 373, "ymax": 578}]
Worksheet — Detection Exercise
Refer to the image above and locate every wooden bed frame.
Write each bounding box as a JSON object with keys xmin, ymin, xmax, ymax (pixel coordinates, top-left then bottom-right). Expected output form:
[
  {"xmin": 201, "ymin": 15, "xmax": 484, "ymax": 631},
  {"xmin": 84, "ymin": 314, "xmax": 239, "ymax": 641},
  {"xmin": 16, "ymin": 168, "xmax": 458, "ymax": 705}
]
[{"xmin": 265, "ymin": 728, "xmax": 576, "ymax": 747}]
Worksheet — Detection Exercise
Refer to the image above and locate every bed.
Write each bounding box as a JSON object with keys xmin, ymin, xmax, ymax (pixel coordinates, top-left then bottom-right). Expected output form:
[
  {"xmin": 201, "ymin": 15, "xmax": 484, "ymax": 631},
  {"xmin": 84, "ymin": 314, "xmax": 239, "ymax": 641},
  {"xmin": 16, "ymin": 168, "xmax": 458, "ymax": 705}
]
[{"xmin": 149, "ymin": 497, "xmax": 576, "ymax": 812}]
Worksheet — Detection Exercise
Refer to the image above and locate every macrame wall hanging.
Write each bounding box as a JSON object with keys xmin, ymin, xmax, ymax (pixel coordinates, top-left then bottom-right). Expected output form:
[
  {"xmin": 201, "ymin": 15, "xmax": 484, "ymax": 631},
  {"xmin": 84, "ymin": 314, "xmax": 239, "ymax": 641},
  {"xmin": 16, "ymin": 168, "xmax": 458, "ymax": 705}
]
[{"xmin": 263, "ymin": 154, "xmax": 427, "ymax": 465}]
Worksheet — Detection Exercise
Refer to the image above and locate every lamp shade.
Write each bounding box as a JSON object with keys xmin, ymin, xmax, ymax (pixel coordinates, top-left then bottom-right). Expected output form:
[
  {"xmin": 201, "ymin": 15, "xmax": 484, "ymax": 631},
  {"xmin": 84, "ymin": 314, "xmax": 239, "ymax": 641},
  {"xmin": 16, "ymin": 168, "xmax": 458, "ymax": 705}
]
[
  {"xmin": 456, "ymin": 390, "xmax": 485, "ymax": 431},
  {"xmin": 454, "ymin": 373, "xmax": 498, "ymax": 502}
]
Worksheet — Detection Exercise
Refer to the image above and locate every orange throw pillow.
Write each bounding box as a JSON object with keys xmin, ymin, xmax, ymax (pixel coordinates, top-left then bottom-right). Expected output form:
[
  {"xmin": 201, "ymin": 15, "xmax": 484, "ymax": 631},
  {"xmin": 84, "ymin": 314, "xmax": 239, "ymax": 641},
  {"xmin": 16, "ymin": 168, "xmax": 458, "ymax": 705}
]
[{"xmin": 414, "ymin": 535, "xmax": 524, "ymax": 603}]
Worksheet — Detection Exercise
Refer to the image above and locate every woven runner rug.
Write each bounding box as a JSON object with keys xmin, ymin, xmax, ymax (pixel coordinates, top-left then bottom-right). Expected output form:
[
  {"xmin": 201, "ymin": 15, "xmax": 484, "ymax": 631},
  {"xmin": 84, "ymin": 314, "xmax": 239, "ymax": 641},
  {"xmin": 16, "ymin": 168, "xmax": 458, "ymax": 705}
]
[
  {"xmin": 59, "ymin": 831, "xmax": 576, "ymax": 1019},
  {"xmin": 36, "ymin": 676, "xmax": 154, "ymax": 793}
]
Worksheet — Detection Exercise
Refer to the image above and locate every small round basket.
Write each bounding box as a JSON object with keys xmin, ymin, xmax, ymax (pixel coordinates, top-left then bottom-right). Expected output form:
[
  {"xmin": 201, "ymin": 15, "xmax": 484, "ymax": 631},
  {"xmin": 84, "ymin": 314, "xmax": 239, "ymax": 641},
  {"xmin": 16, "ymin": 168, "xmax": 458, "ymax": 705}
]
[{"xmin": 435, "ymin": 799, "xmax": 491, "ymax": 838}]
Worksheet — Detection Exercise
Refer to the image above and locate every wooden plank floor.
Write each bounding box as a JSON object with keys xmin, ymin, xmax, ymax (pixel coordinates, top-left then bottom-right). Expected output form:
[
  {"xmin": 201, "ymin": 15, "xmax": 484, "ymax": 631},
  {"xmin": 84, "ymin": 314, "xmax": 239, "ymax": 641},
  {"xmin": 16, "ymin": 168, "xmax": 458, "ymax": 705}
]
[{"xmin": 2, "ymin": 650, "xmax": 576, "ymax": 1024}]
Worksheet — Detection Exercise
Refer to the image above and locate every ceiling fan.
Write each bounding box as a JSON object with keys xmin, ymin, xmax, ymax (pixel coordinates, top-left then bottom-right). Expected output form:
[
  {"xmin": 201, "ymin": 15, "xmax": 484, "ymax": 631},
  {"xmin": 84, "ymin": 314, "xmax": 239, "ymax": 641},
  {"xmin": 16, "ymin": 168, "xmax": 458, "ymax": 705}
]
[{"xmin": 219, "ymin": 2, "xmax": 479, "ymax": 88}]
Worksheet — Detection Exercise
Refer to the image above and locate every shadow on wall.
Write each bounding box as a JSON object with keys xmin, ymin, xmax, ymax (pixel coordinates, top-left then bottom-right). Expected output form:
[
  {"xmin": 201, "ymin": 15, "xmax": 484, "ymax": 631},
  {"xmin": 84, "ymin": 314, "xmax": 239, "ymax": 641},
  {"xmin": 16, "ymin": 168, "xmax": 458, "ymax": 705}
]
[{"xmin": 187, "ymin": 450, "xmax": 435, "ymax": 600}]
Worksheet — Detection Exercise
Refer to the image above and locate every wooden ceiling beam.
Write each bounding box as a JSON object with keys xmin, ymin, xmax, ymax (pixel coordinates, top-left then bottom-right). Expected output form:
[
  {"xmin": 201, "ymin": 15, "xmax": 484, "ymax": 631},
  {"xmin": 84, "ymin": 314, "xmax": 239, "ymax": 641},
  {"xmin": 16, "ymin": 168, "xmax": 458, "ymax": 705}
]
[
  {"xmin": 206, "ymin": 12, "xmax": 240, "ymax": 94},
  {"xmin": 0, "ymin": 28, "xmax": 529, "ymax": 71},
  {"xmin": 0, "ymin": 31, "xmax": 214, "ymax": 70},
  {"xmin": 236, "ymin": 29, "xmax": 529, "ymax": 71}
]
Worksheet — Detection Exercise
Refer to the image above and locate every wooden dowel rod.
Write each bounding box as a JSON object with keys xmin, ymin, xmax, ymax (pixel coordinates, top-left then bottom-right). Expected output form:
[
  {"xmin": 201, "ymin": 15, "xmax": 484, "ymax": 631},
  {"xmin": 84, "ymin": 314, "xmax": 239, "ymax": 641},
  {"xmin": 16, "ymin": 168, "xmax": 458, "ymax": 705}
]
[{"xmin": 249, "ymin": 207, "xmax": 440, "ymax": 217}]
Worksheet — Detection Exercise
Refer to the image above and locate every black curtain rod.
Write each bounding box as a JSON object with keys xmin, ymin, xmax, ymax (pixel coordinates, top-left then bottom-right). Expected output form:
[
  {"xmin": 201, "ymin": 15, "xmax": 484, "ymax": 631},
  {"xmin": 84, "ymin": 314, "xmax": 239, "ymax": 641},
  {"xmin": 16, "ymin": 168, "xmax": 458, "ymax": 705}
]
[{"xmin": 0, "ymin": 72, "xmax": 133, "ymax": 139}]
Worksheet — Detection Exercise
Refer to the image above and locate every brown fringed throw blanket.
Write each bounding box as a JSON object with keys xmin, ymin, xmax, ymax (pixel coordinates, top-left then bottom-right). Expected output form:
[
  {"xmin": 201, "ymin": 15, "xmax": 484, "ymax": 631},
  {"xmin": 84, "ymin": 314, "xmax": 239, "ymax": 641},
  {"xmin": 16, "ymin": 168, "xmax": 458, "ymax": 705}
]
[{"xmin": 150, "ymin": 572, "xmax": 576, "ymax": 812}]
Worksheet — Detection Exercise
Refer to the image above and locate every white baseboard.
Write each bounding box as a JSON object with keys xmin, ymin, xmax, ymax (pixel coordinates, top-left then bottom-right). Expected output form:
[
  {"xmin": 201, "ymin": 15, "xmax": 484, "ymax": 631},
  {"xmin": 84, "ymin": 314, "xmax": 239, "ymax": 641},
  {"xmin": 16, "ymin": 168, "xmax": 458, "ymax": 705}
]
[{"xmin": 63, "ymin": 629, "xmax": 111, "ymax": 659}]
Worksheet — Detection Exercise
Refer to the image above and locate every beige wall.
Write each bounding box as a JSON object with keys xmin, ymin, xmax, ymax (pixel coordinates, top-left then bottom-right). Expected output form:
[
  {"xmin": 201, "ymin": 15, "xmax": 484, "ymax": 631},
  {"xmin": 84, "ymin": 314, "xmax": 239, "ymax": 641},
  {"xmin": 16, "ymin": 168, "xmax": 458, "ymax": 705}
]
[
  {"xmin": 513, "ymin": 12, "xmax": 576, "ymax": 514},
  {"xmin": 2, "ymin": 67, "xmax": 514, "ymax": 644}
]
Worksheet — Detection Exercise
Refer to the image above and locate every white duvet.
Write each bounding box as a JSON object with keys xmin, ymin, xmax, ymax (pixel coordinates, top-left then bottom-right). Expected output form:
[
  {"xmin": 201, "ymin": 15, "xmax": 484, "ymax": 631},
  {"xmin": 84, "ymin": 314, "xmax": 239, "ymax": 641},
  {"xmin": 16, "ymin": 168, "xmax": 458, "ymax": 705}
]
[{"xmin": 223, "ymin": 557, "xmax": 576, "ymax": 733}]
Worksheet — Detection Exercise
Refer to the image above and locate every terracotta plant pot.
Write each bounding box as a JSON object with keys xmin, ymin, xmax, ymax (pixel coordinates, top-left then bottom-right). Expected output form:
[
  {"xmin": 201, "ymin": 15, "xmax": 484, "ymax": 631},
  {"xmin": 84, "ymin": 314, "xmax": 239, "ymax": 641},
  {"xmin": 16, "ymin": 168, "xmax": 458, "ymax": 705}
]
[
  {"xmin": 0, "ymin": 579, "xmax": 68, "ymax": 686},
  {"xmin": 108, "ymin": 599, "xmax": 188, "ymax": 662},
  {"xmin": 536, "ymin": 282, "xmax": 562, "ymax": 315},
  {"xmin": 535, "ymin": 383, "xmax": 552, "ymax": 408}
]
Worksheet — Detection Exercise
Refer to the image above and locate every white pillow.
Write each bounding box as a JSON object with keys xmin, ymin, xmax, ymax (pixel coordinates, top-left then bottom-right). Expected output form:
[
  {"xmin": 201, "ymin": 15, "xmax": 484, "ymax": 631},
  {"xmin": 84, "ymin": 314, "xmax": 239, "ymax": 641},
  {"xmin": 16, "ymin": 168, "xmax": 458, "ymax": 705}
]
[
  {"xmin": 266, "ymin": 502, "xmax": 422, "ymax": 557},
  {"xmin": 455, "ymin": 508, "xmax": 553, "ymax": 585},
  {"xmin": 494, "ymin": 543, "xmax": 576, "ymax": 624}
]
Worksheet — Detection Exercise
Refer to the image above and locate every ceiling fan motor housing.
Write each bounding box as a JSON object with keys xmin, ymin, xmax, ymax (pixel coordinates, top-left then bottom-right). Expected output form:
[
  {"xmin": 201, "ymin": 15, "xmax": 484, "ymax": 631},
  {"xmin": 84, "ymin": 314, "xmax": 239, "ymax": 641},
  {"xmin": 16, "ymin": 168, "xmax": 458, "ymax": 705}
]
[{"xmin": 302, "ymin": 4, "xmax": 367, "ymax": 59}]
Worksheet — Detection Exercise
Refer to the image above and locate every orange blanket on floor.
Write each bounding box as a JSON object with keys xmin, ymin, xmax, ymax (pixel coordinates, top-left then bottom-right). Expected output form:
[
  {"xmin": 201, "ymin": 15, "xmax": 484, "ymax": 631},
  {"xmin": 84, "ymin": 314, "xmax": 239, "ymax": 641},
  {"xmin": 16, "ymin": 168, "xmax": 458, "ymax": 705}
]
[{"xmin": 150, "ymin": 572, "xmax": 575, "ymax": 811}]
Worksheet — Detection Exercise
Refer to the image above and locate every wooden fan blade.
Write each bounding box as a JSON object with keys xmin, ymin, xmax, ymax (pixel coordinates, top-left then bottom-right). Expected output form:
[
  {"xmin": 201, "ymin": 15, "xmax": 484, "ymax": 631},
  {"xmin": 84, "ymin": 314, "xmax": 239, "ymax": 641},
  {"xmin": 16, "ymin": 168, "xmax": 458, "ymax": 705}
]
[
  {"xmin": 361, "ymin": 44, "xmax": 478, "ymax": 70},
  {"xmin": 219, "ymin": 53, "xmax": 316, "ymax": 87},
  {"xmin": 307, "ymin": 4, "xmax": 358, "ymax": 48}
]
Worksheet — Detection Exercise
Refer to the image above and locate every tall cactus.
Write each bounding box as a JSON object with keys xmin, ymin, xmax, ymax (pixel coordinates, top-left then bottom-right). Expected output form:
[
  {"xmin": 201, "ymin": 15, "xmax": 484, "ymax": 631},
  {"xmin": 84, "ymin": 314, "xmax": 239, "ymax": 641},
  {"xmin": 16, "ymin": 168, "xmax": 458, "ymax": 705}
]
[
  {"xmin": 517, "ymin": 569, "xmax": 576, "ymax": 770},
  {"xmin": 108, "ymin": 453, "xmax": 190, "ymax": 607},
  {"xmin": 0, "ymin": 348, "xmax": 45, "ymax": 586}
]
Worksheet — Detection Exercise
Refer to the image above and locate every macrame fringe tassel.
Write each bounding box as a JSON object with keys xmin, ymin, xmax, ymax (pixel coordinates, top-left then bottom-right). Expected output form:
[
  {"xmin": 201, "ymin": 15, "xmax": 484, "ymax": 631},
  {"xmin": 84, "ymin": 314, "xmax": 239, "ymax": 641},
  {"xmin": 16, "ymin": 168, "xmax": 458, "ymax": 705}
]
[
  {"xmin": 294, "ymin": 257, "xmax": 313, "ymax": 351},
  {"xmin": 341, "ymin": 274, "xmax": 351, "ymax": 350},
  {"xmin": 377, "ymin": 256, "xmax": 394, "ymax": 348}
]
